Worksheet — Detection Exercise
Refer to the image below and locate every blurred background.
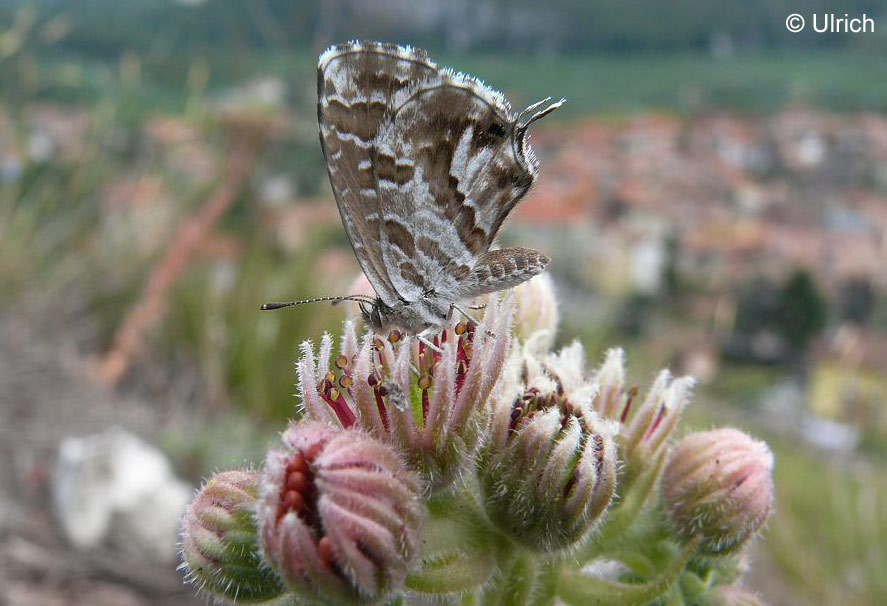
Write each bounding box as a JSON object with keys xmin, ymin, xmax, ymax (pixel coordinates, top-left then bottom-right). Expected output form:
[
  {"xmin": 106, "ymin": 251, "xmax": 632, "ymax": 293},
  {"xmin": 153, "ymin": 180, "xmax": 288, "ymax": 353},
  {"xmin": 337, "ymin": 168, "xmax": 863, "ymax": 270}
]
[{"xmin": 1, "ymin": 1, "xmax": 886, "ymax": 604}]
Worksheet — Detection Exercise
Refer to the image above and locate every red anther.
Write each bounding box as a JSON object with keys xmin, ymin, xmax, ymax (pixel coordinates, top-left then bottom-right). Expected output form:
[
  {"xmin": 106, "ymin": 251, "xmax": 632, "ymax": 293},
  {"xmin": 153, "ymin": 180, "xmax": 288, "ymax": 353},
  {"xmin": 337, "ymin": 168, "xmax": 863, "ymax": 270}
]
[
  {"xmin": 388, "ymin": 329, "xmax": 402, "ymax": 344},
  {"xmin": 303, "ymin": 442, "xmax": 324, "ymax": 461},
  {"xmin": 287, "ymin": 453, "xmax": 307, "ymax": 474},
  {"xmin": 286, "ymin": 471, "xmax": 308, "ymax": 492},
  {"xmin": 620, "ymin": 385, "xmax": 638, "ymax": 424},
  {"xmin": 562, "ymin": 473, "xmax": 577, "ymax": 499},
  {"xmin": 319, "ymin": 383, "xmax": 357, "ymax": 428},
  {"xmin": 339, "ymin": 374, "xmax": 354, "ymax": 388},
  {"xmin": 367, "ymin": 373, "xmax": 379, "ymax": 387},
  {"xmin": 645, "ymin": 404, "xmax": 668, "ymax": 440},
  {"xmin": 454, "ymin": 359, "xmax": 468, "ymax": 397},
  {"xmin": 373, "ymin": 385, "xmax": 390, "ymax": 432},
  {"xmin": 455, "ymin": 322, "xmax": 466, "ymax": 335},
  {"xmin": 282, "ymin": 490, "xmax": 304, "ymax": 512},
  {"xmin": 334, "ymin": 354, "xmax": 348, "ymax": 369},
  {"xmin": 318, "ymin": 536, "xmax": 335, "ymax": 567}
]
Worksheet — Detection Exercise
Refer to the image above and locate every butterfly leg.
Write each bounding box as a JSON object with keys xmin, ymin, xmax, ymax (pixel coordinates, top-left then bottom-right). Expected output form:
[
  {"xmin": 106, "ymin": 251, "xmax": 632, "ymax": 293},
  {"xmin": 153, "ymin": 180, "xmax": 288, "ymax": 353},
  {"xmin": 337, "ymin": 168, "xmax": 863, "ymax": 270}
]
[
  {"xmin": 417, "ymin": 329, "xmax": 443, "ymax": 354},
  {"xmin": 451, "ymin": 303, "xmax": 483, "ymax": 325},
  {"xmin": 450, "ymin": 303, "xmax": 497, "ymax": 339}
]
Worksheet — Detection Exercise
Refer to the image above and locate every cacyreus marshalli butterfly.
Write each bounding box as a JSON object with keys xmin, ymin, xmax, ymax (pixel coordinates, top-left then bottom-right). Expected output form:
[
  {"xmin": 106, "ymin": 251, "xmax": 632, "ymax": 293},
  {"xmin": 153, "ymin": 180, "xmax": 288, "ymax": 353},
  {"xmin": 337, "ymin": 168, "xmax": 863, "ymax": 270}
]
[{"xmin": 262, "ymin": 41, "xmax": 562, "ymax": 344}]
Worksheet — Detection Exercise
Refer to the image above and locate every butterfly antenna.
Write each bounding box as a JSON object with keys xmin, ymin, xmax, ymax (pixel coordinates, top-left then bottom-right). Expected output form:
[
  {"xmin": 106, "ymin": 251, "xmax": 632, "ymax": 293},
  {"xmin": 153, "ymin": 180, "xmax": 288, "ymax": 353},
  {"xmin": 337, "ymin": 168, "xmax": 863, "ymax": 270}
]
[
  {"xmin": 260, "ymin": 295, "xmax": 376, "ymax": 311},
  {"xmin": 517, "ymin": 97, "xmax": 565, "ymax": 132}
]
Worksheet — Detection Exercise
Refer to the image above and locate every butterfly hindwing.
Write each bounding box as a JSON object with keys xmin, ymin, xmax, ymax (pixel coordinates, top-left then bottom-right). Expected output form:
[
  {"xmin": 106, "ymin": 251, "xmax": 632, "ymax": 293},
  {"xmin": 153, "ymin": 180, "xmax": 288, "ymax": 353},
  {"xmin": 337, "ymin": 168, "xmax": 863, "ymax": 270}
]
[{"xmin": 373, "ymin": 69, "xmax": 540, "ymax": 302}]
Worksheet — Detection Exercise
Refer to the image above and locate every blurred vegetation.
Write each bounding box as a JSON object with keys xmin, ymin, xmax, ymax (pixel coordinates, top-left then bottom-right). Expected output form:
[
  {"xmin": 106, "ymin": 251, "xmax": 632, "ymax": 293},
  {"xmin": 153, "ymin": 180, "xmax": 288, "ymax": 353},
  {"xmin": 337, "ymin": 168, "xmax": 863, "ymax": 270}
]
[{"xmin": 4, "ymin": 0, "xmax": 887, "ymax": 56}]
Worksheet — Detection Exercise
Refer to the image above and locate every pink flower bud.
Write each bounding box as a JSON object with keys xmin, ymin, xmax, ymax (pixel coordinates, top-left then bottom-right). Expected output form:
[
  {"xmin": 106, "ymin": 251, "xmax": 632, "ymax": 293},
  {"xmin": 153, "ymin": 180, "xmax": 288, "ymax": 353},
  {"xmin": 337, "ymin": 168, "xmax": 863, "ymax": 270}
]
[
  {"xmin": 662, "ymin": 428, "xmax": 774, "ymax": 555},
  {"xmin": 180, "ymin": 469, "xmax": 285, "ymax": 602},
  {"xmin": 259, "ymin": 421, "xmax": 424, "ymax": 604}
]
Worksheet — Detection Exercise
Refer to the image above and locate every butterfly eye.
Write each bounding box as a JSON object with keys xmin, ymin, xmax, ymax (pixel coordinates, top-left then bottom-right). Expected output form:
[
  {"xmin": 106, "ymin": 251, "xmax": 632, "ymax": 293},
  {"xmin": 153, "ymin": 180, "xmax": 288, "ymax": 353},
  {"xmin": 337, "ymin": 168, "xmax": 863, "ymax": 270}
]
[{"xmin": 485, "ymin": 122, "xmax": 507, "ymax": 138}]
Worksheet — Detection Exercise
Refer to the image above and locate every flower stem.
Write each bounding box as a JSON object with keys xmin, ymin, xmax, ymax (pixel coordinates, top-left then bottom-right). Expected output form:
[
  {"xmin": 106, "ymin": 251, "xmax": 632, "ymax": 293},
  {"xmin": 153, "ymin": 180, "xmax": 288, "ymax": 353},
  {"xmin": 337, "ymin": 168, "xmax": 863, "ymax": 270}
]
[
  {"xmin": 558, "ymin": 536, "xmax": 700, "ymax": 606},
  {"xmin": 485, "ymin": 549, "xmax": 538, "ymax": 606},
  {"xmin": 579, "ymin": 449, "xmax": 666, "ymax": 561}
]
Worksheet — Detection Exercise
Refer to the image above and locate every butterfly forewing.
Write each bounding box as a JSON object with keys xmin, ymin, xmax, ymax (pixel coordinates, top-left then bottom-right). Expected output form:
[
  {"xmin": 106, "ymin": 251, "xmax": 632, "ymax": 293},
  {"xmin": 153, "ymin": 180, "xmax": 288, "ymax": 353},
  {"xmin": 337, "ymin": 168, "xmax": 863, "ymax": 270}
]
[
  {"xmin": 315, "ymin": 41, "xmax": 556, "ymax": 333},
  {"xmin": 318, "ymin": 42, "xmax": 438, "ymax": 306}
]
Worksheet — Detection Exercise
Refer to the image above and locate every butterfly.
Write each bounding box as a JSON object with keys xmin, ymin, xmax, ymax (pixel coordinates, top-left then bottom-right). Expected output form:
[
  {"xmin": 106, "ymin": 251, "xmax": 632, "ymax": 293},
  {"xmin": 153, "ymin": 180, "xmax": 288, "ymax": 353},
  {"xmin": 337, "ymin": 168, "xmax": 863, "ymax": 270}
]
[{"xmin": 263, "ymin": 41, "xmax": 562, "ymax": 343}]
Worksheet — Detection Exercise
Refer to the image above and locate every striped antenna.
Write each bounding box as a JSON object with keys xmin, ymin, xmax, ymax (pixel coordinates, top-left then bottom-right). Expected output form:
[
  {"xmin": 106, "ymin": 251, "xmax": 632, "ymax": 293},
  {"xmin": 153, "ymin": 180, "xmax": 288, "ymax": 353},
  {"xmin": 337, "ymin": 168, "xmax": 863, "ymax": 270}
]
[{"xmin": 260, "ymin": 295, "xmax": 376, "ymax": 311}]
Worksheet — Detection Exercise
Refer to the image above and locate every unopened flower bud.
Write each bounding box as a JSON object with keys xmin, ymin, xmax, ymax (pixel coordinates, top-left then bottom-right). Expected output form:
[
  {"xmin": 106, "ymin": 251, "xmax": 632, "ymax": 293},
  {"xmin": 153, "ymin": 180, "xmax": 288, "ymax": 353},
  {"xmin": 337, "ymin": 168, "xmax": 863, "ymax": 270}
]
[
  {"xmin": 481, "ymin": 383, "xmax": 618, "ymax": 552},
  {"xmin": 512, "ymin": 273, "xmax": 559, "ymax": 347},
  {"xmin": 621, "ymin": 371, "xmax": 694, "ymax": 484},
  {"xmin": 662, "ymin": 429, "xmax": 774, "ymax": 555},
  {"xmin": 180, "ymin": 469, "xmax": 285, "ymax": 603},
  {"xmin": 591, "ymin": 348, "xmax": 626, "ymax": 420},
  {"xmin": 259, "ymin": 421, "xmax": 424, "ymax": 604}
]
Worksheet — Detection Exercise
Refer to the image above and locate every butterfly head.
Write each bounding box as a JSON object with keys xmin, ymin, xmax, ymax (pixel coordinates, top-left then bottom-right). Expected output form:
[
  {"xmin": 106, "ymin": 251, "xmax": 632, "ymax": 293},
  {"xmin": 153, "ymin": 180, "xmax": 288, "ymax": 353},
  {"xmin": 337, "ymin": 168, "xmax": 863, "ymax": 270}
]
[
  {"xmin": 360, "ymin": 294, "xmax": 451, "ymax": 335},
  {"xmin": 358, "ymin": 299, "xmax": 385, "ymax": 332}
]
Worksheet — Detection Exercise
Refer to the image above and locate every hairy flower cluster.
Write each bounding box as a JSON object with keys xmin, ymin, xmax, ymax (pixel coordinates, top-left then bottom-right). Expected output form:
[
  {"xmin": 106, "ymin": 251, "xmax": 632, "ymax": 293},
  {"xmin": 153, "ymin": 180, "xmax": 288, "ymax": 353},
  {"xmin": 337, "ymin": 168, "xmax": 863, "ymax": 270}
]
[
  {"xmin": 297, "ymin": 297, "xmax": 512, "ymax": 492},
  {"xmin": 180, "ymin": 274, "xmax": 776, "ymax": 605}
]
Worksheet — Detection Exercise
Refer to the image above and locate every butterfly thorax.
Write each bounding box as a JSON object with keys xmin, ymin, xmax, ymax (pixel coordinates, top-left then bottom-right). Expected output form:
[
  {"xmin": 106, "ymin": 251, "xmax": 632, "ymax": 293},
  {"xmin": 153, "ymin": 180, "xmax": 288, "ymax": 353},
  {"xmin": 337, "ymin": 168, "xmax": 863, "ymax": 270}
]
[{"xmin": 361, "ymin": 295, "xmax": 451, "ymax": 335}]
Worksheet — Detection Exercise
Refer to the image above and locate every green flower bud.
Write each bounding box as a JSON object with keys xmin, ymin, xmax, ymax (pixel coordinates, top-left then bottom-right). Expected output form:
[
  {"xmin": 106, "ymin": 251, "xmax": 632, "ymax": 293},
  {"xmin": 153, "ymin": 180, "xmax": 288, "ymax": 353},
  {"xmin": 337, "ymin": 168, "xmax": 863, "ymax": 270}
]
[
  {"xmin": 621, "ymin": 371, "xmax": 694, "ymax": 484},
  {"xmin": 180, "ymin": 469, "xmax": 285, "ymax": 603},
  {"xmin": 662, "ymin": 428, "xmax": 774, "ymax": 555},
  {"xmin": 481, "ymin": 380, "xmax": 618, "ymax": 552}
]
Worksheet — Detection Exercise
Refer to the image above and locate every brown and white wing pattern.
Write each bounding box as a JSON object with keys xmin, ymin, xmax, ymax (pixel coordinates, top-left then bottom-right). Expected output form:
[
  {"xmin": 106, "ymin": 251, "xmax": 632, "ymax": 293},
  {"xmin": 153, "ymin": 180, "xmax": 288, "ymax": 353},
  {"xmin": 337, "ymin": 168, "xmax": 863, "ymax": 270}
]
[
  {"xmin": 318, "ymin": 41, "xmax": 558, "ymax": 329},
  {"xmin": 373, "ymin": 62, "xmax": 555, "ymax": 302},
  {"xmin": 317, "ymin": 42, "xmax": 438, "ymax": 306}
]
